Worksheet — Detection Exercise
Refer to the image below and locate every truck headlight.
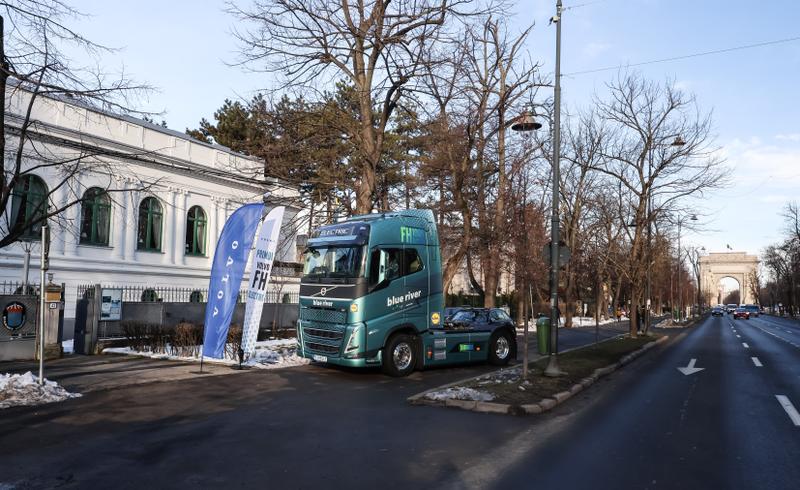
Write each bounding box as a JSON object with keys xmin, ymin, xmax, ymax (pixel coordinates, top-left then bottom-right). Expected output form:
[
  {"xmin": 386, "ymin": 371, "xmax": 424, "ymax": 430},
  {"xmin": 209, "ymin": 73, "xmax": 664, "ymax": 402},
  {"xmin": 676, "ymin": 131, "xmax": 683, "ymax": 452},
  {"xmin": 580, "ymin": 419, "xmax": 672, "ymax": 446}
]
[{"xmin": 344, "ymin": 324, "xmax": 363, "ymax": 355}]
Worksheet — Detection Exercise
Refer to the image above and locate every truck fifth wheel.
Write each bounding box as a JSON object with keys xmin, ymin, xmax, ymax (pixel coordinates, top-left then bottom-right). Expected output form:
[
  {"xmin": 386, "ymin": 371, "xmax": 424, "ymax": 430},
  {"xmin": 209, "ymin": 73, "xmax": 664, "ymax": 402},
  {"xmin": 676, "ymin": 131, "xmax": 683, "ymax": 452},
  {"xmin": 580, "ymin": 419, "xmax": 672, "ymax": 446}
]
[{"xmin": 296, "ymin": 209, "xmax": 517, "ymax": 377}]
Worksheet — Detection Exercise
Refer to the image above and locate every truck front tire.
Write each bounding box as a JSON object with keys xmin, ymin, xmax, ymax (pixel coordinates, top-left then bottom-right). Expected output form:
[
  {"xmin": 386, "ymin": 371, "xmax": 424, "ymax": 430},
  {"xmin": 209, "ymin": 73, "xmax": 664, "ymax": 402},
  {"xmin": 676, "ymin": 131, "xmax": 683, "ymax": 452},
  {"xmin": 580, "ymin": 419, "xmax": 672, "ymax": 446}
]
[
  {"xmin": 382, "ymin": 333, "xmax": 417, "ymax": 377},
  {"xmin": 488, "ymin": 330, "xmax": 515, "ymax": 366}
]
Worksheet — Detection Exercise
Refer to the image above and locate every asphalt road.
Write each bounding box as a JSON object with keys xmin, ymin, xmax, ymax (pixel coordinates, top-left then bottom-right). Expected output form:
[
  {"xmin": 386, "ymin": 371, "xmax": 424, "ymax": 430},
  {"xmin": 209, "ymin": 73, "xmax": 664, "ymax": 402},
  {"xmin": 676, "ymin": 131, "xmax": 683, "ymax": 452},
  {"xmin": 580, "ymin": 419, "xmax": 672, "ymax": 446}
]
[
  {"xmin": 490, "ymin": 313, "xmax": 800, "ymax": 489},
  {"xmin": 6, "ymin": 316, "xmax": 796, "ymax": 489},
  {"xmin": 0, "ymin": 321, "xmax": 630, "ymax": 490}
]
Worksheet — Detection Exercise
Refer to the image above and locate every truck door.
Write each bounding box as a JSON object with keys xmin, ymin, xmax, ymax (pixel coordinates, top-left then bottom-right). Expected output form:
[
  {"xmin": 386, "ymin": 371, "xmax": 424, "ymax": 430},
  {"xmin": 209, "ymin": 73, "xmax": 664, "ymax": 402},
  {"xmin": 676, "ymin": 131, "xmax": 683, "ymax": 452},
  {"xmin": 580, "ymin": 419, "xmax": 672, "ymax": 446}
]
[{"xmin": 402, "ymin": 243, "xmax": 428, "ymax": 331}]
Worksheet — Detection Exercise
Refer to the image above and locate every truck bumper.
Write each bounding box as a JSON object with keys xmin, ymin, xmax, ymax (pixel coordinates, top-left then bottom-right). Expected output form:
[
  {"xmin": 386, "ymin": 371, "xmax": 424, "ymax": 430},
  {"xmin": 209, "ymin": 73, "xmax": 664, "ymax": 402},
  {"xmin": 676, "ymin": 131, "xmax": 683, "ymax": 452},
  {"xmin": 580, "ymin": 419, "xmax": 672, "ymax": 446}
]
[{"xmin": 300, "ymin": 351, "xmax": 382, "ymax": 368}]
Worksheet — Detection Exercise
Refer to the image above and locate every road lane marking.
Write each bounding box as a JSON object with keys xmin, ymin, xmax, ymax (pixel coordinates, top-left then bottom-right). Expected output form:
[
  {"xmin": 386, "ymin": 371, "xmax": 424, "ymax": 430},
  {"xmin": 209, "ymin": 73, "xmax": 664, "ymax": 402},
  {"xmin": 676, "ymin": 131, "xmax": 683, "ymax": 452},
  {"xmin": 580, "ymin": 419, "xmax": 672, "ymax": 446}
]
[
  {"xmin": 677, "ymin": 358, "xmax": 704, "ymax": 376},
  {"xmin": 749, "ymin": 323, "xmax": 799, "ymax": 350},
  {"xmin": 776, "ymin": 395, "xmax": 800, "ymax": 427},
  {"xmin": 736, "ymin": 335, "xmax": 741, "ymax": 338},
  {"xmin": 751, "ymin": 357, "xmax": 763, "ymax": 367},
  {"xmin": 742, "ymin": 342, "xmax": 749, "ymax": 348}
]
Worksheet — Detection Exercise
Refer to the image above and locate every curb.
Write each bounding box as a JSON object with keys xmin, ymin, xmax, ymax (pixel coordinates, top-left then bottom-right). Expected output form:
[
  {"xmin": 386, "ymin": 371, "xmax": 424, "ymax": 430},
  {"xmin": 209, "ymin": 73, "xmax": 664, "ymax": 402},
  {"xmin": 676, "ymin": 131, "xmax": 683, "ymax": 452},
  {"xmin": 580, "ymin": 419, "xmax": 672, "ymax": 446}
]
[{"xmin": 409, "ymin": 335, "xmax": 669, "ymax": 416}]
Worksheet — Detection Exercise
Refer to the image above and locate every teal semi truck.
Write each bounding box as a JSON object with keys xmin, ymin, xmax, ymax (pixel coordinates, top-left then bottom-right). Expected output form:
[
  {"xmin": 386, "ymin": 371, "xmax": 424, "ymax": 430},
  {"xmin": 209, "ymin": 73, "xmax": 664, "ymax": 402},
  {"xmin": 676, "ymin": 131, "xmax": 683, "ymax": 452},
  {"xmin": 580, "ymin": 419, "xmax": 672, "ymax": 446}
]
[{"xmin": 296, "ymin": 209, "xmax": 517, "ymax": 376}]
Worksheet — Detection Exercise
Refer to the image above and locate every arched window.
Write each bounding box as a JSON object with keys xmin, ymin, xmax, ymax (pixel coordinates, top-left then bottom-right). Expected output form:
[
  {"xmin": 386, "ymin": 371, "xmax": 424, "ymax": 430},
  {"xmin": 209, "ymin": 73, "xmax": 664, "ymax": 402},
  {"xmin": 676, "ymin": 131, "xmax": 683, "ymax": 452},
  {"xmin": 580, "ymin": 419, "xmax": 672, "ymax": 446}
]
[
  {"xmin": 137, "ymin": 197, "xmax": 162, "ymax": 251},
  {"xmin": 185, "ymin": 205, "xmax": 207, "ymax": 256},
  {"xmin": 189, "ymin": 290, "xmax": 204, "ymax": 303},
  {"xmin": 80, "ymin": 187, "xmax": 111, "ymax": 246},
  {"xmin": 10, "ymin": 175, "xmax": 48, "ymax": 240},
  {"xmin": 141, "ymin": 288, "xmax": 159, "ymax": 302}
]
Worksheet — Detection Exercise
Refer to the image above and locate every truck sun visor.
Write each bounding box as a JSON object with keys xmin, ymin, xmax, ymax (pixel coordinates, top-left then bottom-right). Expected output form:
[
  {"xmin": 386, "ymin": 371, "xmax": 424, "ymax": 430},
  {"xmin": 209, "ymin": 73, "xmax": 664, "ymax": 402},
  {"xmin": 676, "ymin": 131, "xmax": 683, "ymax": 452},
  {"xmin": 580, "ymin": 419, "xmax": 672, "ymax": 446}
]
[{"xmin": 308, "ymin": 222, "xmax": 370, "ymax": 245}]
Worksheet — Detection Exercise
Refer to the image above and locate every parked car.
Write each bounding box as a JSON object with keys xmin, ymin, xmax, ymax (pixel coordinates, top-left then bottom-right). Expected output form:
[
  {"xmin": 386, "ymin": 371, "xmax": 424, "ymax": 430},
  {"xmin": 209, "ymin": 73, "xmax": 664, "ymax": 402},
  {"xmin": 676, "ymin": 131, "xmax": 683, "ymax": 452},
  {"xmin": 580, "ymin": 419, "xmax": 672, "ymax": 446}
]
[
  {"xmin": 733, "ymin": 307, "xmax": 750, "ymax": 320},
  {"xmin": 711, "ymin": 307, "xmax": 724, "ymax": 317},
  {"xmin": 726, "ymin": 304, "xmax": 738, "ymax": 314},
  {"xmin": 744, "ymin": 304, "xmax": 760, "ymax": 317},
  {"xmin": 445, "ymin": 307, "xmax": 516, "ymax": 332},
  {"xmin": 444, "ymin": 307, "xmax": 467, "ymax": 322}
]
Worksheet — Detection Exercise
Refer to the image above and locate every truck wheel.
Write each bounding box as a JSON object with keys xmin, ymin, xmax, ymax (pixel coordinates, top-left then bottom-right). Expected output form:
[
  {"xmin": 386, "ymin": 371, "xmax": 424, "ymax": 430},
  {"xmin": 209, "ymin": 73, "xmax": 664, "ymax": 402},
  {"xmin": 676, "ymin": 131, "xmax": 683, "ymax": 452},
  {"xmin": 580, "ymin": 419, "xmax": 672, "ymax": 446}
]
[
  {"xmin": 382, "ymin": 333, "xmax": 416, "ymax": 377},
  {"xmin": 488, "ymin": 331, "xmax": 514, "ymax": 366}
]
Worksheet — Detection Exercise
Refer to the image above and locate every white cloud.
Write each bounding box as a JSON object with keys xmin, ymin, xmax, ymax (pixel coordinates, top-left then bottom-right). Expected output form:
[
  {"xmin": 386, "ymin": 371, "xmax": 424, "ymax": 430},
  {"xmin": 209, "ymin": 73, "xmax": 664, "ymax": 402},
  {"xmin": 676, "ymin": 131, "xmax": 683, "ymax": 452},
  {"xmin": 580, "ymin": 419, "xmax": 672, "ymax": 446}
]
[
  {"xmin": 776, "ymin": 133, "xmax": 800, "ymax": 142},
  {"xmin": 583, "ymin": 42, "xmax": 611, "ymax": 58},
  {"xmin": 721, "ymin": 138, "xmax": 800, "ymax": 186}
]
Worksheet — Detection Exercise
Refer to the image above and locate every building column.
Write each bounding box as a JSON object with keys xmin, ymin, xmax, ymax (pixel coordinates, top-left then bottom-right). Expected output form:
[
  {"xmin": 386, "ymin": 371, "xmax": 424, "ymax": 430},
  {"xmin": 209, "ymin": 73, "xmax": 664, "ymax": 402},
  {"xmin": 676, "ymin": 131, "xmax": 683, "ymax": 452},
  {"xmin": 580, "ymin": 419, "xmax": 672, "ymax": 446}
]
[
  {"xmin": 163, "ymin": 188, "xmax": 177, "ymax": 265},
  {"xmin": 52, "ymin": 183, "xmax": 68, "ymax": 256},
  {"xmin": 174, "ymin": 190, "xmax": 188, "ymax": 266},
  {"xmin": 124, "ymin": 189, "xmax": 139, "ymax": 261},
  {"xmin": 205, "ymin": 197, "xmax": 221, "ymax": 267},
  {"xmin": 64, "ymin": 184, "xmax": 79, "ymax": 257},
  {"xmin": 111, "ymin": 180, "xmax": 127, "ymax": 260}
]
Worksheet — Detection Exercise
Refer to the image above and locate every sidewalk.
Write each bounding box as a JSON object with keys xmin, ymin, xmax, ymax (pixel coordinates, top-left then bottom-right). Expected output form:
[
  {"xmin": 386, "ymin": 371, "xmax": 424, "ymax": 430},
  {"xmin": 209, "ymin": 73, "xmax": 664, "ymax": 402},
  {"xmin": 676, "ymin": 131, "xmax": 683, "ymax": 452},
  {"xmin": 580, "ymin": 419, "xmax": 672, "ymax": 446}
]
[{"xmin": 0, "ymin": 354, "xmax": 243, "ymax": 393}]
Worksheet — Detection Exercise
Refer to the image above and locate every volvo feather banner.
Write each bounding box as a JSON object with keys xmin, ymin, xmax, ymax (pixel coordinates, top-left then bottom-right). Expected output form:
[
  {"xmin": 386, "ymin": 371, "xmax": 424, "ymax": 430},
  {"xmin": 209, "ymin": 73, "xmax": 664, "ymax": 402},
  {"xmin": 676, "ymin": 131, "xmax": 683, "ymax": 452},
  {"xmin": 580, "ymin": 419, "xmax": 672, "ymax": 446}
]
[
  {"xmin": 241, "ymin": 206, "xmax": 285, "ymax": 357},
  {"xmin": 202, "ymin": 203, "xmax": 264, "ymax": 359}
]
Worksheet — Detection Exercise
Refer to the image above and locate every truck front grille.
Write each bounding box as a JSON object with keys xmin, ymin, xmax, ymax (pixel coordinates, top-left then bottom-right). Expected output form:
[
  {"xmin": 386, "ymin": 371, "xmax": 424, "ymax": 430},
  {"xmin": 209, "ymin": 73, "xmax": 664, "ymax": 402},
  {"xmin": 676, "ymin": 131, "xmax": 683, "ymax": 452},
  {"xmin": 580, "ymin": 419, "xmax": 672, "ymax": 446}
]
[
  {"xmin": 301, "ymin": 321, "xmax": 345, "ymax": 357},
  {"xmin": 304, "ymin": 328, "xmax": 344, "ymax": 340},
  {"xmin": 300, "ymin": 307, "xmax": 347, "ymax": 324},
  {"xmin": 304, "ymin": 341, "xmax": 341, "ymax": 355}
]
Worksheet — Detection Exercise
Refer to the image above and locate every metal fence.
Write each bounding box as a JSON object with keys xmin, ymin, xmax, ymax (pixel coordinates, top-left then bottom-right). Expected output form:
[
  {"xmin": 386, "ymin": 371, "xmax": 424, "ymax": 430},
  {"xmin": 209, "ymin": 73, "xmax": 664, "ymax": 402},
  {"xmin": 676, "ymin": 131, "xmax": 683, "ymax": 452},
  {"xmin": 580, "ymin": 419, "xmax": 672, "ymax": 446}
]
[
  {"xmin": 77, "ymin": 284, "xmax": 299, "ymax": 304},
  {"xmin": 0, "ymin": 281, "xmax": 40, "ymax": 296}
]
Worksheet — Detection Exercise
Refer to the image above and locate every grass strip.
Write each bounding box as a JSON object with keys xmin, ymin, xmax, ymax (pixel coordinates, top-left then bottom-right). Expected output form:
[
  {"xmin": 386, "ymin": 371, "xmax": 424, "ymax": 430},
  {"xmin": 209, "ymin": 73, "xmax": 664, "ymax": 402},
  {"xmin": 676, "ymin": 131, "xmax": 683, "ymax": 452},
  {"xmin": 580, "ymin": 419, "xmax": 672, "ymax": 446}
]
[{"xmin": 464, "ymin": 335, "xmax": 659, "ymax": 406}]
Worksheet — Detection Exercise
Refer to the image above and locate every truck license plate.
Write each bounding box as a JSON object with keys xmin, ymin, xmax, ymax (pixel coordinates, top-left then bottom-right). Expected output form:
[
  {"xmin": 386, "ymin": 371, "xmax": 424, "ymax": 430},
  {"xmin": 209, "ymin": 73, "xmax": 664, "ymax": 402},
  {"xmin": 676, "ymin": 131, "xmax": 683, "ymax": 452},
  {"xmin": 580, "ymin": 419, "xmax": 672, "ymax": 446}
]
[{"xmin": 312, "ymin": 354, "xmax": 328, "ymax": 363}]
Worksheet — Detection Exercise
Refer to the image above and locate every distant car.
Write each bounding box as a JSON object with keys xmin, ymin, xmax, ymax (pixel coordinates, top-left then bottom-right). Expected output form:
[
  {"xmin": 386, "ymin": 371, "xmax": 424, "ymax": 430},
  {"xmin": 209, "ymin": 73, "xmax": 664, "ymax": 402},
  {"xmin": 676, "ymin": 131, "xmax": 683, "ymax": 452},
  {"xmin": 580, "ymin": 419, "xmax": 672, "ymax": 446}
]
[
  {"xmin": 726, "ymin": 304, "xmax": 738, "ymax": 314},
  {"xmin": 711, "ymin": 307, "xmax": 724, "ymax": 317},
  {"xmin": 744, "ymin": 304, "xmax": 760, "ymax": 317},
  {"xmin": 733, "ymin": 307, "xmax": 750, "ymax": 320}
]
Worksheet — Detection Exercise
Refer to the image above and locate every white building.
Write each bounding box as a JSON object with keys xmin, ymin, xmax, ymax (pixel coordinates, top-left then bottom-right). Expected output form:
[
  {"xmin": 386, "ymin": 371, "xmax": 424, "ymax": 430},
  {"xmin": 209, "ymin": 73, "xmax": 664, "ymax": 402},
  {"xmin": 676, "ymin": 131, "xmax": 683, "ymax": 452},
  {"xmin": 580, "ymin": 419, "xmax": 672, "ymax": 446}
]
[{"xmin": 1, "ymin": 87, "xmax": 303, "ymax": 337}]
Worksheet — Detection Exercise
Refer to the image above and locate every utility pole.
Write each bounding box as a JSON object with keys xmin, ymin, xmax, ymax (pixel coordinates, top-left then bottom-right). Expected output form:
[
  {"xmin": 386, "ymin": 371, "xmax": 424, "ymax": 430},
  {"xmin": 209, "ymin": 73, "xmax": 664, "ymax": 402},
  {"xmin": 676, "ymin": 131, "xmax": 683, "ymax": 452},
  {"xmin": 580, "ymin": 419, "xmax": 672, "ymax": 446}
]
[
  {"xmin": 38, "ymin": 223, "xmax": 50, "ymax": 385},
  {"xmin": 545, "ymin": 0, "xmax": 565, "ymax": 377},
  {"xmin": 677, "ymin": 220, "xmax": 682, "ymax": 322}
]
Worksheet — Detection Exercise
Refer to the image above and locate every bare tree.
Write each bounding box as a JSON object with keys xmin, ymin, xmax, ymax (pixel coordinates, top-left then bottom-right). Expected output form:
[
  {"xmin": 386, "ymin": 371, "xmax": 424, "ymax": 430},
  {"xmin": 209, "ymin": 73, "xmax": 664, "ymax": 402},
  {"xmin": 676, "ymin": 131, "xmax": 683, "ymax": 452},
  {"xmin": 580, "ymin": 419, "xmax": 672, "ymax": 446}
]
[
  {"xmin": 560, "ymin": 109, "xmax": 604, "ymax": 326},
  {"xmin": 228, "ymin": 0, "xmax": 491, "ymax": 214},
  {"xmin": 591, "ymin": 73, "xmax": 726, "ymax": 336},
  {"xmin": 1, "ymin": 1, "xmax": 152, "ymax": 249}
]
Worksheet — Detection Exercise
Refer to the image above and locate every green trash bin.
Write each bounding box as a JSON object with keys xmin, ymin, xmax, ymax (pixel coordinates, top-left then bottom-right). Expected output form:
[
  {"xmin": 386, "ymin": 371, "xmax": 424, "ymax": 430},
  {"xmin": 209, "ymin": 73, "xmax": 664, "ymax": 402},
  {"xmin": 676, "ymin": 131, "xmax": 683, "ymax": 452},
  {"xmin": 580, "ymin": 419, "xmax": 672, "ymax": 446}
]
[{"xmin": 536, "ymin": 316, "xmax": 550, "ymax": 355}]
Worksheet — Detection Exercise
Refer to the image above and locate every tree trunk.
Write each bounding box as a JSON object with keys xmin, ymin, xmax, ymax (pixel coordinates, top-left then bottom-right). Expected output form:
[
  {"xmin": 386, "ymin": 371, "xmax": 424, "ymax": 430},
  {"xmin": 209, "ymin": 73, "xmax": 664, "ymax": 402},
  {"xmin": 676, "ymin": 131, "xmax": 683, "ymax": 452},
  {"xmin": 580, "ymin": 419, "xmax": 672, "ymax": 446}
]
[
  {"xmin": 482, "ymin": 248, "xmax": 497, "ymax": 308},
  {"xmin": 0, "ymin": 15, "xmax": 7, "ymax": 196},
  {"xmin": 564, "ymin": 264, "xmax": 575, "ymax": 327}
]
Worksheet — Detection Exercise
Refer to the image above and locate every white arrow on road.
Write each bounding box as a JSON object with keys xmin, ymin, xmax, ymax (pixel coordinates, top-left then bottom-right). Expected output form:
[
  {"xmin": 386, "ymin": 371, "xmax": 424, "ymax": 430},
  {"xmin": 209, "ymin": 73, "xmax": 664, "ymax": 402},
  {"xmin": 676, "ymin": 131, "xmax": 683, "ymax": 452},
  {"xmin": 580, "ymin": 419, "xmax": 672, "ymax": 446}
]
[{"xmin": 677, "ymin": 358, "xmax": 705, "ymax": 376}]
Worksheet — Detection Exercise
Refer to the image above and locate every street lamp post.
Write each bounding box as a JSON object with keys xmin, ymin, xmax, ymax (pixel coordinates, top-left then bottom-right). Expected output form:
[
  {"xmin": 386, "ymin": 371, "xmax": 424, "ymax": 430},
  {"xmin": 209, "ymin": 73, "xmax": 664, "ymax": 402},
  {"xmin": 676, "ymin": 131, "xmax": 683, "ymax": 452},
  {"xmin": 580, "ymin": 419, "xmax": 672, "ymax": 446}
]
[
  {"xmin": 698, "ymin": 246, "xmax": 706, "ymax": 313},
  {"xmin": 544, "ymin": 0, "xmax": 565, "ymax": 377}
]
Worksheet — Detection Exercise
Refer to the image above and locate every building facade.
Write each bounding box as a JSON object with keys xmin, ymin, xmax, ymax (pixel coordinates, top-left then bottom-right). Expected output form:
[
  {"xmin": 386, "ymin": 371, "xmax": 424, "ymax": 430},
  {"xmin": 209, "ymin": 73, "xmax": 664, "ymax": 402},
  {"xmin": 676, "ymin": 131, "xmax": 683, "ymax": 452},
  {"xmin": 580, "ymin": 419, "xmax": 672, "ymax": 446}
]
[{"xmin": 1, "ymin": 87, "xmax": 303, "ymax": 337}]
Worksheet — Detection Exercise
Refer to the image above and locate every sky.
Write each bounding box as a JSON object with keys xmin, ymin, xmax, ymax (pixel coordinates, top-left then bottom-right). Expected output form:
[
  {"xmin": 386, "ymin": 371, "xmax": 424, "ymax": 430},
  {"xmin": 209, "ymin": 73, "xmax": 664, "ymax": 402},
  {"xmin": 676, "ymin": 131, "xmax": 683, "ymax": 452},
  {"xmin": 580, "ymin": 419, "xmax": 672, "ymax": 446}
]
[{"xmin": 65, "ymin": 0, "xmax": 800, "ymax": 261}]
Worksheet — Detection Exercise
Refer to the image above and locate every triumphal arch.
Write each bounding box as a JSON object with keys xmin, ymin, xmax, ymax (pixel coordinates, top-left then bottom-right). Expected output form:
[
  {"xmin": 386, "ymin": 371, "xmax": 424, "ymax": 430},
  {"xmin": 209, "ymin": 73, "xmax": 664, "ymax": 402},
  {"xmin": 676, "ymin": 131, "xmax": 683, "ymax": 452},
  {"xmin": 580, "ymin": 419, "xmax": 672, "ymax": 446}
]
[{"xmin": 698, "ymin": 251, "xmax": 759, "ymax": 305}]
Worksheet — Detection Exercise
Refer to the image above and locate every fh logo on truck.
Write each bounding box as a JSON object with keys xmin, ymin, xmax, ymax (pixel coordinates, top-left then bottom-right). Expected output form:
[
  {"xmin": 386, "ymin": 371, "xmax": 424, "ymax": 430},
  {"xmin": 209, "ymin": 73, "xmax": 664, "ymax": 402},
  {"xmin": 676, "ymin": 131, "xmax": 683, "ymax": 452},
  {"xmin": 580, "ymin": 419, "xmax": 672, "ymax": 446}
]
[
  {"xmin": 387, "ymin": 289, "xmax": 422, "ymax": 307},
  {"xmin": 400, "ymin": 226, "xmax": 421, "ymax": 243}
]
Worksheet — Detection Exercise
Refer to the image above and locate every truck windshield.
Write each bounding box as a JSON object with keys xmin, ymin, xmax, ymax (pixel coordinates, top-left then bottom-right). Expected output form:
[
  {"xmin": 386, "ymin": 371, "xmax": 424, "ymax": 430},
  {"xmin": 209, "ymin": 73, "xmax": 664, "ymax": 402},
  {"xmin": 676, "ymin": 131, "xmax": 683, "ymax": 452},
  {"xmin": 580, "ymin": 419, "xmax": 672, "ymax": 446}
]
[{"xmin": 303, "ymin": 246, "xmax": 365, "ymax": 279}]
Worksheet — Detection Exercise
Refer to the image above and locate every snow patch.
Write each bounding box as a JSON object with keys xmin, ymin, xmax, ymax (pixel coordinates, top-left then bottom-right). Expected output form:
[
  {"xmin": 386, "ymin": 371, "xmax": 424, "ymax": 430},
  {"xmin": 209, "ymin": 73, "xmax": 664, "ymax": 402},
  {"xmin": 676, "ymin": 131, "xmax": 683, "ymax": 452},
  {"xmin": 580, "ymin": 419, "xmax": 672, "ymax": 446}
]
[
  {"xmin": 0, "ymin": 371, "xmax": 81, "ymax": 409},
  {"xmin": 425, "ymin": 387, "xmax": 495, "ymax": 402},
  {"xmin": 103, "ymin": 338, "xmax": 310, "ymax": 370},
  {"xmin": 517, "ymin": 316, "xmax": 619, "ymax": 332}
]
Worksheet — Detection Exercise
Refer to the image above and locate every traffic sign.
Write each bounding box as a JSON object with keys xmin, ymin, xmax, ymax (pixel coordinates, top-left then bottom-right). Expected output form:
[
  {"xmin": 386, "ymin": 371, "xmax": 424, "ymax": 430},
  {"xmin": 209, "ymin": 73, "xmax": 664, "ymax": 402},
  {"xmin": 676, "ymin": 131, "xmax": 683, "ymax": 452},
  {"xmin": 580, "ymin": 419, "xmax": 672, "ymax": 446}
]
[{"xmin": 542, "ymin": 241, "xmax": 571, "ymax": 266}]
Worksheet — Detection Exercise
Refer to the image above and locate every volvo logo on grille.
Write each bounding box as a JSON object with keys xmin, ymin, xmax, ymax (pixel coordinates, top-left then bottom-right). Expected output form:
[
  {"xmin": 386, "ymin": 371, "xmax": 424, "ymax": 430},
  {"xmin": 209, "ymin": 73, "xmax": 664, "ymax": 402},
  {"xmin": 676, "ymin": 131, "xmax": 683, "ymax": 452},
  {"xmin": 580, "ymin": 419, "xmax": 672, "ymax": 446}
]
[{"xmin": 320, "ymin": 287, "xmax": 327, "ymax": 296}]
